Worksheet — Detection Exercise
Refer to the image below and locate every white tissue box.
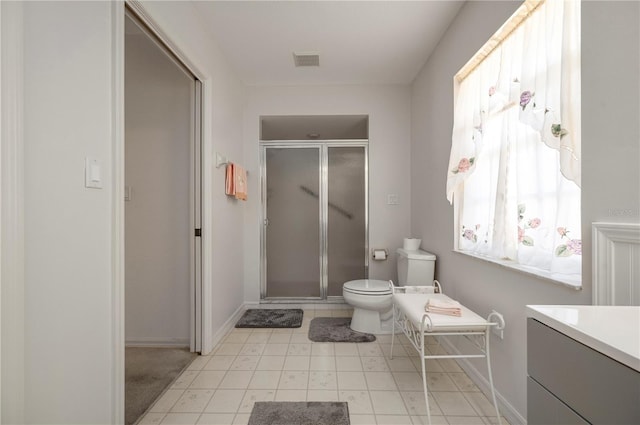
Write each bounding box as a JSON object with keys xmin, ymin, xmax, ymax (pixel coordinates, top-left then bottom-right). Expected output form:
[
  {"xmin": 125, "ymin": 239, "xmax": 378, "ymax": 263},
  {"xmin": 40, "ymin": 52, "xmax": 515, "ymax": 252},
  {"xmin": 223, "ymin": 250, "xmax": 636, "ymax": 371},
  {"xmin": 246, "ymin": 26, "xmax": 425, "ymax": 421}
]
[{"xmin": 403, "ymin": 238, "xmax": 421, "ymax": 250}]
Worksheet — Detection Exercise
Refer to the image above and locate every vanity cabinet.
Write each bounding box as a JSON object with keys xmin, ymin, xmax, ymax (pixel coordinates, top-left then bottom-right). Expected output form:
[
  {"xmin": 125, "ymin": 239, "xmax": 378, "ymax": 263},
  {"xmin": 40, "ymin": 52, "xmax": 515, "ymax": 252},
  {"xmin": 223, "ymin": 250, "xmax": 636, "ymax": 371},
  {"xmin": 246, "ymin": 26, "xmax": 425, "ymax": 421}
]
[
  {"xmin": 527, "ymin": 317, "xmax": 640, "ymax": 424},
  {"xmin": 527, "ymin": 376, "xmax": 587, "ymax": 425}
]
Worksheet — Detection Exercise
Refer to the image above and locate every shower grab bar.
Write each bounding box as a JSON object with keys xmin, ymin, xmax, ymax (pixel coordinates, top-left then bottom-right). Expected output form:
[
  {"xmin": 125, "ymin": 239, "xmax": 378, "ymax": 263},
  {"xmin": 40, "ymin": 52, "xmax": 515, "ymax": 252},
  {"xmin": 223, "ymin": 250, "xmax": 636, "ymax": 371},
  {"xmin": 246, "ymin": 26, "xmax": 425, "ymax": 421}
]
[{"xmin": 299, "ymin": 185, "xmax": 353, "ymax": 219}]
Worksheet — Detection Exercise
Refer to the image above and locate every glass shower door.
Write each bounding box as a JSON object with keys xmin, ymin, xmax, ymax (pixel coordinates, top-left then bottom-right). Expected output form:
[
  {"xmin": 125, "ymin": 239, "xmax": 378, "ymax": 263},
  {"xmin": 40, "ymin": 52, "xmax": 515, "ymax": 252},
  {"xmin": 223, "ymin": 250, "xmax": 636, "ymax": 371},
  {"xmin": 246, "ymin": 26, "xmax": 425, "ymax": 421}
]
[
  {"xmin": 326, "ymin": 146, "xmax": 367, "ymax": 296},
  {"xmin": 264, "ymin": 147, "xmax": 322, "ymax": 298}
]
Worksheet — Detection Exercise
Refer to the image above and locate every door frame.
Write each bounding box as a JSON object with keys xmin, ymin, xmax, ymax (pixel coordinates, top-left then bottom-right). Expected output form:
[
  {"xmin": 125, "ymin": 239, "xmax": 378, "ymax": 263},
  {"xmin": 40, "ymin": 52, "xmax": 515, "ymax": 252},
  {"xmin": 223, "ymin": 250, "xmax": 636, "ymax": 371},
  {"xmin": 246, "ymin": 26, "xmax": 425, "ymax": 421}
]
[
  {"xmin": 260, "ymin": 140, "xmax": 369, "ymax": 302},
  {"xmin": 113, "ymin": 0, "xmax": 212, "ymax": 420},
  {"xmin": 0, "ymin": 1, "xmax": 26, "ymax": 421},
  {"xmin": 124, "ymin": 3, "xmax": 202, "ymax": 352}
]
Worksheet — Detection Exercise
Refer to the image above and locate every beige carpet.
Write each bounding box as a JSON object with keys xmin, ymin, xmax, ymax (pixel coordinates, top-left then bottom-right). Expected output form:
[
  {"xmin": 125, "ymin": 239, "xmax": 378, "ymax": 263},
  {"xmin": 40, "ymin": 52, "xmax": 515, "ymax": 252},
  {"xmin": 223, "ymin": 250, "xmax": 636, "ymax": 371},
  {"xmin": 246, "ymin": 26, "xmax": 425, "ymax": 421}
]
[{"xmin": 125, "ymin": 347, "xmax": 197, "ymax": 425}]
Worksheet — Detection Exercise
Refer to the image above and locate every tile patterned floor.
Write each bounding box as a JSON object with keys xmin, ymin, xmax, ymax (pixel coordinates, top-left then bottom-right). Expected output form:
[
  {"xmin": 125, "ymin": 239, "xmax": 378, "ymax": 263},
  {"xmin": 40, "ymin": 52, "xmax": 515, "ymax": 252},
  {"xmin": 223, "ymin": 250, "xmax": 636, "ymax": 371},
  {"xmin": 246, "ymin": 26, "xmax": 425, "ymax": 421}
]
[{"xmin": 137, "ymin": 308, "xmax": 510, "ymax": 425}]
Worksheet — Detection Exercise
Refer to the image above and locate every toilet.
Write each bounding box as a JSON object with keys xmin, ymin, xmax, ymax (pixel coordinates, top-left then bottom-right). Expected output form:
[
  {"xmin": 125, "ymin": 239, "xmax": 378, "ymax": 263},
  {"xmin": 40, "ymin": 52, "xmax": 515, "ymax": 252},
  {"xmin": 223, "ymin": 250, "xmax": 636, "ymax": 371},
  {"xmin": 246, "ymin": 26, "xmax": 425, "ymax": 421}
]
[{"xmin": 343, "ymin": 247, "xmax": 436, "ymax": 334}]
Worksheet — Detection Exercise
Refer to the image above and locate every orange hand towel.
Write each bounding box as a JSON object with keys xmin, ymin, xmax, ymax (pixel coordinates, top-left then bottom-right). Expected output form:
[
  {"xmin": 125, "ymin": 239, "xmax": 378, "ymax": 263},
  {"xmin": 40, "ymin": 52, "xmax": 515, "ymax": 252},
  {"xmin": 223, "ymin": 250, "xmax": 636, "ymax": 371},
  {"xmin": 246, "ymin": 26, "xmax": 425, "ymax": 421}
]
[
  {"xmin": 425, "ymin": 298, "xmax": 462, "ymax": 317},
  {"xmin": 225, "ymin": 163, "xmax": 235, "ymax": 196},
  {"xmin": 234, "ymin": 164, "xmax": 247, "ymax": 201}
]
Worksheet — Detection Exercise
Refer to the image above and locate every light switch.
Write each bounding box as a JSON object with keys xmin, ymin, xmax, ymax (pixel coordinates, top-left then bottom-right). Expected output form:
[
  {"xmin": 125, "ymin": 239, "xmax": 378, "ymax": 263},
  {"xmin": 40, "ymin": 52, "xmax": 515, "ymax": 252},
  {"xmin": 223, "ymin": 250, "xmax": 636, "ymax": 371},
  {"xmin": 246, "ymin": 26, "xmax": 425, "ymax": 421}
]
[
  {"xmin": 85, "ymin": 157, "xmax": 103, "ymax": 189},
  {"xmin": 387, "ymin": 194, "xmax": 399, "ymax": 205},
  {"xmin": 91, "ymin": 163, "xmax": 100, "ymax": 182},
  {"xmin": 124, "ymin": 186, "xmax": 132, "ymax": 201}
]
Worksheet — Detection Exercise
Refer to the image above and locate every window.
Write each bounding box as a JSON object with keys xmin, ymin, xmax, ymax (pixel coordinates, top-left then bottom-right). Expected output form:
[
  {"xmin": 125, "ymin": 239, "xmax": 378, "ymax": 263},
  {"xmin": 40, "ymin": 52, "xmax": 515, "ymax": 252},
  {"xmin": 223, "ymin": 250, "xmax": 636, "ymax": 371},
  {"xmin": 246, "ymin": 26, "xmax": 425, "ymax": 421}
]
[{"xmin": 447, "ymin": 0, "xmax": 581, "ymax": 286}]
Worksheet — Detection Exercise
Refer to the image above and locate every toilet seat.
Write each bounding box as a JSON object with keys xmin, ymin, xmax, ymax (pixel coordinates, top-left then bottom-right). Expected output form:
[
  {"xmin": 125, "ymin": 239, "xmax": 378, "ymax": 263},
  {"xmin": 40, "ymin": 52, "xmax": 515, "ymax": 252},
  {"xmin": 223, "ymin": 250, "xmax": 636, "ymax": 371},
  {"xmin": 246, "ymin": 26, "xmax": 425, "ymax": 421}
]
[{"xmin": 343, "ymin": 279, "xmax": 392, "ymax": 296}]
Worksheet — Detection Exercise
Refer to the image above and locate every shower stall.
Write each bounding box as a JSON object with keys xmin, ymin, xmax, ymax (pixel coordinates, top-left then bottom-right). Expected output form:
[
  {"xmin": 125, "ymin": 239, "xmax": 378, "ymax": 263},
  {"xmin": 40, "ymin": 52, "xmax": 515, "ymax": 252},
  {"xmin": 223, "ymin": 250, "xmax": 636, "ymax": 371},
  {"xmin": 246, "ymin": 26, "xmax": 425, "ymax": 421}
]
[{"xmin": 260, "ymin": 115, "xmax": 369, "ymax": 301}]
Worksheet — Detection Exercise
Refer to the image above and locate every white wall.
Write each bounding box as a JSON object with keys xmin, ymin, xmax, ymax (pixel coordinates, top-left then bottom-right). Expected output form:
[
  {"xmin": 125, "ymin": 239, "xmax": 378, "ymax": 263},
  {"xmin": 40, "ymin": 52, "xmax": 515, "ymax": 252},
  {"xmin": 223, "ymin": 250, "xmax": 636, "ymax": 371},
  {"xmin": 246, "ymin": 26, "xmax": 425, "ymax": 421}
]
[
  {"xmin": 581, "ymin": 1, "xmax": 640, "ymax": 238},
  {"xmin": 22, "ymin": 2, "xmax": 115, "ymax": 422},
  {"xmin": 243, "ymin": 85, "xmax": 411, "ymax": 302},
  {"xmin": 136, "ymin": 1, "xmax": 246, "ymax": 352},
  {"xmin": 410, "ymin": 0, "xmax": 640, "ymax": 421},
  {"xmin": 11, "ymin": 0, "xmax": 245, "ymax": 422},
  {"xmin": 124, "ymin": 26, "xmax": 192, "ymax": 346}
]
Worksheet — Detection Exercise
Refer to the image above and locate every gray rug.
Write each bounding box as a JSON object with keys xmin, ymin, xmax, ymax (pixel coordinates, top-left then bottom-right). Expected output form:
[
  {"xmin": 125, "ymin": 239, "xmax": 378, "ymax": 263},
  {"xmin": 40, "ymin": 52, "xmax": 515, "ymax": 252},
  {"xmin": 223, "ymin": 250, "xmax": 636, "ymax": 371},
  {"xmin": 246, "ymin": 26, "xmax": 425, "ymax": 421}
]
[
  {"xmin": 235, "ymin": 309, "xmax": 303, "ymax": 328},
  {"xmin": 308, "ymin": 317, "xmax": 376, "ymax": 342},
  {"xmin": 125, "ymin": 347, "xmax": 197, "ymax": 425},
  {"xmin": 248, "ymin": 401, "xmax": 350, "ymax": 425}
]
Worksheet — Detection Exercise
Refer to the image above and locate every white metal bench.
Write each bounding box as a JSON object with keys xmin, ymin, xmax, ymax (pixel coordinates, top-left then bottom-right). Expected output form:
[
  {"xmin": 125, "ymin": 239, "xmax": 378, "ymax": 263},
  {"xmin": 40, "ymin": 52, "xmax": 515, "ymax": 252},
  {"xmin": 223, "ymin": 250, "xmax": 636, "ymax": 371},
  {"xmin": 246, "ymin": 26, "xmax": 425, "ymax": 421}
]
[{"xmin": 389, "ymin": 280, "xmax": 505, "ymax": 424}]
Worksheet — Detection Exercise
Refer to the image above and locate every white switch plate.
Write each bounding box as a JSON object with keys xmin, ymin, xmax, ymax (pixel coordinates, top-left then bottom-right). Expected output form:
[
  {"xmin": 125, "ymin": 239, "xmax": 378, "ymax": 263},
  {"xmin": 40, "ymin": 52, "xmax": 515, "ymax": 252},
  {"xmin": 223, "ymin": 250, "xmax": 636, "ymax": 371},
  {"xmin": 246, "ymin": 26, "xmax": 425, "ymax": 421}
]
[
  {"xmin": 387, "ymin": 194, "xmax": 399, "ymax": 205},
  {"xmin": 85, "ymin": 157, "xmax": 103, "ymax": 189}
]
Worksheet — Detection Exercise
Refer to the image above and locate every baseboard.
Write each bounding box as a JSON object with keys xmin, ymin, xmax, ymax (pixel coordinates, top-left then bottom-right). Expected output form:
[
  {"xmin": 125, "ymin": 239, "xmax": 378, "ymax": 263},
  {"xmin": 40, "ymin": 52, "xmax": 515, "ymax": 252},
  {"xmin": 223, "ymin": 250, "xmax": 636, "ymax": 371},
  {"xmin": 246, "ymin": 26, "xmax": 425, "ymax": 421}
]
[
  {"xmin": 255, "ymin": 301, "xmax": 351, "ymax": 310},
  {"xmin": 440, "ymin": 338, "xmax": 526, "ymax": 425},
  {"xmin": 205, "ymin": 302, "xmax": 248, "ymax": 354},
  {"xmin": 125, "ymin": 337, "xmax": 190, "ymax": 348}
]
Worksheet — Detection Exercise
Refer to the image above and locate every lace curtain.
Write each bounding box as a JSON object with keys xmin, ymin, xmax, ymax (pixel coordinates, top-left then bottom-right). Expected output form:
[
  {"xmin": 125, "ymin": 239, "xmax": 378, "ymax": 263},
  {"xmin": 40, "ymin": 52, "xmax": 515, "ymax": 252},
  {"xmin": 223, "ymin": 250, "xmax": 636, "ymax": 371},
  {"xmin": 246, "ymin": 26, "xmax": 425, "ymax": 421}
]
[{"xmin": 447, "ymin": 0, "xmax": 581, "ymax": 278}]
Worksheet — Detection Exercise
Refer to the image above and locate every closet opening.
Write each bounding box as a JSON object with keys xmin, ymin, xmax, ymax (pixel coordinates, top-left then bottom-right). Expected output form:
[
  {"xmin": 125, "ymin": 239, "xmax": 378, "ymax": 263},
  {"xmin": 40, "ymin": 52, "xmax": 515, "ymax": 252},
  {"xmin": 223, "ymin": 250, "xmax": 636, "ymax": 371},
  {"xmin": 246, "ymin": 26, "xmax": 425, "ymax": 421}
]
[{"xmin": 123, "ymin": 7, "xmax": 203, "ymax": 424}]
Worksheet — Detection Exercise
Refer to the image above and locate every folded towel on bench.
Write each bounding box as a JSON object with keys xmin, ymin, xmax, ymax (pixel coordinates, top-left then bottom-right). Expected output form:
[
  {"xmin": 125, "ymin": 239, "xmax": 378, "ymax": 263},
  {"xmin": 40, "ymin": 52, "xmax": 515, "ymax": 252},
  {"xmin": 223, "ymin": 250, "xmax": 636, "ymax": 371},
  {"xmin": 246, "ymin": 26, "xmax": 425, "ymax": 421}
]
[{"xmin": 425, "ymin": 298, "xmax": 462, "ymax": 316}]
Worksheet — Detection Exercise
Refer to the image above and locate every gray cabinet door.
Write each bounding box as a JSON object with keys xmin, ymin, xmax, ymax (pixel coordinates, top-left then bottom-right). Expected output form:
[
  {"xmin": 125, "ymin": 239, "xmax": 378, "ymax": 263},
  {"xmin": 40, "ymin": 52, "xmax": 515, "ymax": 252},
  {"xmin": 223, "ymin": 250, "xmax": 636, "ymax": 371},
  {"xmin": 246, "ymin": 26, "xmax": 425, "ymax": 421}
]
[
  {"xmin": 528, "ymin": 318, "xmax": 640, "ymax": 424},
  {"xmin": 528, "ymin": 377, "xmax": 589, "ymax": 425}
]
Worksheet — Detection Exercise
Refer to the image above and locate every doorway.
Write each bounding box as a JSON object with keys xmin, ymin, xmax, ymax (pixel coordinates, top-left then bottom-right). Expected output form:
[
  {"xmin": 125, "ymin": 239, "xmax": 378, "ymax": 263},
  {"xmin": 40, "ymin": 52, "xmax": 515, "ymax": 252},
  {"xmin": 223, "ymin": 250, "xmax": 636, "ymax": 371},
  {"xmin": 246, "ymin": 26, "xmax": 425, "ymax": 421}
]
[
  {"xmin": 261, "ymin": 136, "xmax": 368, "ymax": 301},
  {"xmin": 124, "ymin": 9, "xmax": 202, "ymax": 351},
  {"xmin": 123, "ymin": 8, "xmax": 203, "ymax": 424}
]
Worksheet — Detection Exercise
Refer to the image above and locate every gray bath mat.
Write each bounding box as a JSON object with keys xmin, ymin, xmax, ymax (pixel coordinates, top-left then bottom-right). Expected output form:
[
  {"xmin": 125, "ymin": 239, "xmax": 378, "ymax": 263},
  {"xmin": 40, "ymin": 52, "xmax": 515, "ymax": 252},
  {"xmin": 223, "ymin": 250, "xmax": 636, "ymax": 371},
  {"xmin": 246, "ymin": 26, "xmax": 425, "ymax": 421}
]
[
  {"xmin": 248, "ymin": 401, "xmax": 350, "ymax": 425},
  {"xmin": 235, "ymin": 309, "xmax": 303, "ymax": 328},
  {"xmin": 308, "ymin": 317, "xmax": 376, "ymax": 342}
]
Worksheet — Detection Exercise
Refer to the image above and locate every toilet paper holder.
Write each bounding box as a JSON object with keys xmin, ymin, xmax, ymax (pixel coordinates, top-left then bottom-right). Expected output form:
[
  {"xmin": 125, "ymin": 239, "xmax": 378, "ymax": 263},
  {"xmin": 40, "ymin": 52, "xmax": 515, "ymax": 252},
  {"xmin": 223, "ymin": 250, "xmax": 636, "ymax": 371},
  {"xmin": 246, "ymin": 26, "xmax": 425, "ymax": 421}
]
[{"xmin": 372, "ymin": 248, "xmax": 389, "ymax": 261}]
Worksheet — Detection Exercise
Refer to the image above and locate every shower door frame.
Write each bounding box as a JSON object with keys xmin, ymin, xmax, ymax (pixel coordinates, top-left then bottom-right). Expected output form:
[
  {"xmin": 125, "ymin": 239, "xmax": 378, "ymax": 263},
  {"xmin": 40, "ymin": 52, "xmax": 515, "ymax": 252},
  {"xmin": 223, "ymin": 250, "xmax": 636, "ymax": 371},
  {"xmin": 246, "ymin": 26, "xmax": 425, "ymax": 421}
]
[{"xmin": 260, "ymin": 140, "xmax": 369, "ymax": 302}]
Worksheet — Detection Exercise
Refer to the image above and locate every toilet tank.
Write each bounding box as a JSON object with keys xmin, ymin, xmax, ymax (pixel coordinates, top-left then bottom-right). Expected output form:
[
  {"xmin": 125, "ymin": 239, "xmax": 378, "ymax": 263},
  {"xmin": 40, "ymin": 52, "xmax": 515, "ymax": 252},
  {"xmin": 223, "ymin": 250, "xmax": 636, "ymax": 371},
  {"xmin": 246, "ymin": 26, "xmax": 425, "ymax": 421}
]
[{"xmin": 396, "ymin": 248, "xmax": 436, "ymax": 286}]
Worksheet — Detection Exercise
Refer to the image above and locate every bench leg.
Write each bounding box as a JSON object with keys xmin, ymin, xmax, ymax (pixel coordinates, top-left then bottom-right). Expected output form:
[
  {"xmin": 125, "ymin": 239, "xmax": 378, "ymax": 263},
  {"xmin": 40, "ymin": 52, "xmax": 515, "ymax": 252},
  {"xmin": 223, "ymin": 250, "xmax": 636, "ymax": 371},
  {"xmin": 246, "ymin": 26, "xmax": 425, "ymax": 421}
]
[
  {"xmin": 420, "ymin": 332, "xmax": 431, "ymax": 425},
  {"xmin": 485, "ymin": 329, "xmax": 502, "ymax": 425},
  {"xmin": 390, "ymin": 306, "xmax": 396, "ymax": 359}
]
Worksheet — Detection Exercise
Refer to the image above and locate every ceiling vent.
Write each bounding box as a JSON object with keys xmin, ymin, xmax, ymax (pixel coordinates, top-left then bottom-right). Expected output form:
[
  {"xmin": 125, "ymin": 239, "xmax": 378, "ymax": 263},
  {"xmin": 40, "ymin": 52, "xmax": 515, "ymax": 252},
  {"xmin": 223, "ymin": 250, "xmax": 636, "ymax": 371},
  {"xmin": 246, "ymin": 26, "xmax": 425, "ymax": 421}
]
[{"xmin": 293, "ymin": 52, "xmax": 320, "ymax": 67}]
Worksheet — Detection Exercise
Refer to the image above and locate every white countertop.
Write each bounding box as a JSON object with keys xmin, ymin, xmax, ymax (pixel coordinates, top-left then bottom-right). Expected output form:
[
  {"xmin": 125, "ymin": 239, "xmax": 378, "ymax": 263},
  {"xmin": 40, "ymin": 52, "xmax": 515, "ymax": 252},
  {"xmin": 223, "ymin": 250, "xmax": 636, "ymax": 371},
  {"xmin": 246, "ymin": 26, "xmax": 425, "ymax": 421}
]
[{"xmin": 527, "ymin": 305, "xmax": 640, "ymax": 372}]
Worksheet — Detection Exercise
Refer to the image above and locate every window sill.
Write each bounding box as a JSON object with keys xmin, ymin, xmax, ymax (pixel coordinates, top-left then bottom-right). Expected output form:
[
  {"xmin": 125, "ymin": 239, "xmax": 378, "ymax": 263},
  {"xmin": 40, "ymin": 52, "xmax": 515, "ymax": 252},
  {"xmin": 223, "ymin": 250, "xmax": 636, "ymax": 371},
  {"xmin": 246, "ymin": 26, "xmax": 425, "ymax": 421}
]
[{"xmin": 453, "ymin": 250, "xmax": 582, "ymax": 290}]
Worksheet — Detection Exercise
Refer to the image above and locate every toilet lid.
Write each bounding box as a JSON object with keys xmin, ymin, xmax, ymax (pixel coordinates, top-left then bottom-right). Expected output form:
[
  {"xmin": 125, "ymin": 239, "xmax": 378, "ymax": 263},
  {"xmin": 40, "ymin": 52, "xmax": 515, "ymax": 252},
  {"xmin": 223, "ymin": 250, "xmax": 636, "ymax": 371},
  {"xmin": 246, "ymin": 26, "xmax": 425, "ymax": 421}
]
[{"xmin": 343, "ymin": 279, "xmax": 392, "ymax": 294}]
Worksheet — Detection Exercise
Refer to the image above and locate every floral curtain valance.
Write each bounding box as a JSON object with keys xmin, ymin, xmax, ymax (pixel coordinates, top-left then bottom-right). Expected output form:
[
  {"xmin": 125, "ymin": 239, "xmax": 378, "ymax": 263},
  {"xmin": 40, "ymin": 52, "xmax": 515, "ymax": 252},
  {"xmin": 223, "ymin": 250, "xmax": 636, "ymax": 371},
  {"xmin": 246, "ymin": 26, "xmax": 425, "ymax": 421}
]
[
  {"xmin": 447, "ymin": 0, "xmax": 581, "ymax": 203},
  {"xmin": 447, "ymin": 0, "xmax": 581, "ymax": 279}
]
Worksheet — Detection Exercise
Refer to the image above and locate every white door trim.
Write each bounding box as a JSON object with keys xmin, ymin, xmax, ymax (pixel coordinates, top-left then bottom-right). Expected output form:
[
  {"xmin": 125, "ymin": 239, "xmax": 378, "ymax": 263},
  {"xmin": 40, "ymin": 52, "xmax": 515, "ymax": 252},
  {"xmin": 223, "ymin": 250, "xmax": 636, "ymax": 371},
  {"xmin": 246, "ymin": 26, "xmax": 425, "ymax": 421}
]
[
  {"xmin": 0, "ymin": 1, "xmax": 25, "ymax": 422},
  {"xmin": 111, "ymin": 1, "xmax": 125, "ymax": 422},
  {"xmin": 125, "ymin": 1, "xmax": 206, "ymax": 81},
  {"xmin": 592, "ymin": 222, "xmax": 640, "ymax": 306}
]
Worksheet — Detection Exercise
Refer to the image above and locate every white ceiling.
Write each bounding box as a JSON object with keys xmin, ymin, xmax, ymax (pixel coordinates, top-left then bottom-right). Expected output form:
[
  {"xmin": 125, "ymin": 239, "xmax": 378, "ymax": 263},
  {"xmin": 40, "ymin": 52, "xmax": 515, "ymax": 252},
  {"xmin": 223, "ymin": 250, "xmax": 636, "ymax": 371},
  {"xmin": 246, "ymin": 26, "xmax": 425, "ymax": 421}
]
[{"xmin": 193, "ymin": 1, "xmax": 464, "ymax": 86}]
